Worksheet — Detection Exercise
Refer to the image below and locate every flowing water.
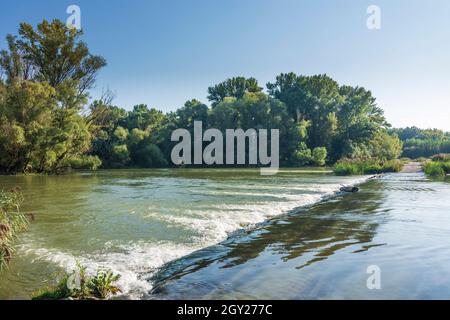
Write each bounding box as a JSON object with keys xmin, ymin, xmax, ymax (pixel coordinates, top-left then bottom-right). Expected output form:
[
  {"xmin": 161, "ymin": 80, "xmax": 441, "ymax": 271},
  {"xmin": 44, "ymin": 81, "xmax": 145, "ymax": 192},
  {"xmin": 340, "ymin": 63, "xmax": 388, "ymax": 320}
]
[
  {"xmin": 150, "ymin": 172, "xmax": 450, "ymax": 299},
  {"xmin": 0, "ymin": 168, "xmax": 367, "ymax": 299}
]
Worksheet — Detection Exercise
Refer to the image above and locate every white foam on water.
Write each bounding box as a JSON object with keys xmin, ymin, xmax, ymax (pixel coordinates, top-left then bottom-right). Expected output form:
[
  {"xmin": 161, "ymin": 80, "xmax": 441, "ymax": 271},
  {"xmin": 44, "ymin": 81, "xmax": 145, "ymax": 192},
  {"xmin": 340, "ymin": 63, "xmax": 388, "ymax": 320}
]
[
  {"xmin": 19, "ymin": 240, "xmax": 198, "ymax": 299},
  {"xmin": 19, "ymin": 175, "xmax": 368, "ymax": 299}
]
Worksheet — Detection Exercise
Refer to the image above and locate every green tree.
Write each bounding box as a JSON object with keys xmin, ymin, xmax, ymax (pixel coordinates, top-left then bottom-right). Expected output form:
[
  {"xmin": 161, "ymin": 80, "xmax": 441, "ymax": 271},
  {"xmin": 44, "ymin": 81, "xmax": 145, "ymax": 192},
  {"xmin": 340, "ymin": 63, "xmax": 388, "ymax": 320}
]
[
  {"xmin": 176, "ymin": 99, "xmax": 209, "ymax": 129},
  {"xmin": 125, "ymin": 104, "xmax": 165, "ymax": 131},
  {"xmin": 0, "ymin": 19, "xmax": 105, "ymax": 174},
  {"xmin": 312, "ymin": 147, "xmax": 327, "ymax": 166},
  {"xmin": 15, "ymin": 20, "xmax": 106, "ymax": 92},
  {"xmin": 111, "ymin": 144, "xmax": 130, "ymax": 167},
  {"xmin": 0, "ymin": 81, "xmax": 56, "ymax": 173},
  {"xmin": 208, "ymin": 77, "xmax": 262, "ymax": 106},
  {"xmin": 209, "ymin": 92, "xmax": 300, "ymax": 165},
  {"xmin": 369, "ymin": 131, "xmax": 403, "ymax": 160},
  {"xmin": 391, "ymin": 127, "xmax": 450, "ymax": 158}
]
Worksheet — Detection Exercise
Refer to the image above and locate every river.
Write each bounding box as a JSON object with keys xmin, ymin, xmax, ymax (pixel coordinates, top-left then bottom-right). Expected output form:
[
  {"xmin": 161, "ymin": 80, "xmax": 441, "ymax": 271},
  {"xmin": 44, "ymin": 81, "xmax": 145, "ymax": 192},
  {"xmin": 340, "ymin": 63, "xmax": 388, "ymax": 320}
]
[{"xmin": 0, "ymin": 169, "xmax": 448, "ymax": 299}]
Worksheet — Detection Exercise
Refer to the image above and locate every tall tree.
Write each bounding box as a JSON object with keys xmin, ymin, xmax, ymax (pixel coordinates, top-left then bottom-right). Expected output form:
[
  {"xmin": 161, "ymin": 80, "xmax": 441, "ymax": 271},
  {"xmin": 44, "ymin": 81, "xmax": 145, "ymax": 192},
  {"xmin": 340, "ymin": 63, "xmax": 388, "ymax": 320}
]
[
  {"xmin": 15, "ymin": 20, "xmax": 106, "ymax": 94},
  {"xmin": 0, "ymin": 19, "xmax": 106, "ymax": 174},
  {"xmin": 207, "ymin": 77, "xmax": 262, "ymax": 106}
]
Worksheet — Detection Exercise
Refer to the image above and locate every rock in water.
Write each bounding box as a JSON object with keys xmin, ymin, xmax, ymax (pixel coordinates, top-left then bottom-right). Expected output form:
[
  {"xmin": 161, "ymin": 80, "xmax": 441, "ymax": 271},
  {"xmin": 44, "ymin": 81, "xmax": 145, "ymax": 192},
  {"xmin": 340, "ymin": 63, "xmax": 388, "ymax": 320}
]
[{"xmin": 340, "ymin": 186, "xmax": 359, "ymax": 193}]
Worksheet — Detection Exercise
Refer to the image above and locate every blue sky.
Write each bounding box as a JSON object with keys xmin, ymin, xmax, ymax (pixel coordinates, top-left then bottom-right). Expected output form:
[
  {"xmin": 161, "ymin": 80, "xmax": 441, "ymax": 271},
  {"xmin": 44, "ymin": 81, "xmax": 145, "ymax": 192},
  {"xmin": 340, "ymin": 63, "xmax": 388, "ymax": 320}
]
[{"xmin": 1, "ymin": 0, "xmax": 449, "ymax": 130}]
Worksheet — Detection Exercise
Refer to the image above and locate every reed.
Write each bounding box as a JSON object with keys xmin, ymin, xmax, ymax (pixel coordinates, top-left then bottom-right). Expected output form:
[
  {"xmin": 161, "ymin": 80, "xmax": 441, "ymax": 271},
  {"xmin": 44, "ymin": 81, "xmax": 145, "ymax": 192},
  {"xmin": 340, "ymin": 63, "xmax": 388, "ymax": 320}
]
[
  {"xmin": 424, "ymin": 161, "xmax": 450, "ymax": 176},
  {"xmin": 334, "ymin": 159, "xmax": 403, "ymax": 176},
  {"xmin": 0, "ymin": 187, "xmax": 30, "ymax": 271}
]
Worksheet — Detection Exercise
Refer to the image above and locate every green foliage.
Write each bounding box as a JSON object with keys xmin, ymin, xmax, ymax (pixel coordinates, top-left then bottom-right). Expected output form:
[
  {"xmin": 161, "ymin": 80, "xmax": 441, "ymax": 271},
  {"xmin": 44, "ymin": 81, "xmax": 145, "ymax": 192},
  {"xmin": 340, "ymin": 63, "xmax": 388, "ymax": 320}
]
[
  {"xmin": 111, "ymin": 144, "xmax": 130, "ymax": 166},
  {"xmin": 207, "ymin": 77, "xmax": 262, "ymax": 106},
  {"xmin": 32, "ymin": 263, "xmax": 121, "ymax": 300},
  {"xmin": 443, "ymin": 162, "xmax": 450, "ymax": 173},
  {"xmin": 87, "ymin": 74, "xmax": 403, "ymax": 168},
  {"xmin": 312, "ymin": 147, "xmax": 327, "ymax": 166},
  {"xmin": 132, "ymin": 143, "xmax": 168, "ymax": 167},
  {"xmin": 12, "ymin": 19, "xmax": 106, "ymax": 89},
  {"xmin": 31, "ymin": 275, "xmax": 72, "ymax": 300},
  {"xmin": 334, "ymin": 159, "xmax": 403, "ymax": 176},
  {"xmin": 295, "ymin": 146, "xmax": 327, "ymax": 166},
  {"xmin": 87, "ymin": 269, "xmax": 121, "ymax": 299},
  {"xmin": 267, "ymin": 73, "xmax": 389, "ymax": 162},
  {"xmin": 369, "ymin": 131, "xmax": 403, "ymax": 161},
  {"xmin": 392, "ymin": 127, "xmax": 450, "ymax": 159},
  {"xmin": 382, "ymin": 159, "xmax": 404, "ymax": 173},
  {"xmin": 1, "ymin": 20, "xmax": 407, "ymax": 172},
  {"xmin": 0, "ymin": 187, "xmax": 30, "ymax": 271},
  {"xmin": 89, "ymin": 102, "xmax": 170, "ymax": 168},
  {"xmin": 424, "ymin": 159, "xmax": 450, "ymax": 177},
  {"xmin": 61, "ymin": 155, "xmax": 102, "ymax": 170},
  {"xmin": 208, "ymin": 92, "xmax": 300, "ymax": 164},
  {"xmin": 0, "ymin": 19, "xmax": 105, "ymax": 174},
  {"xmin": 424, "ymin": 162, "xmax": 445, "ymax": 176},
  {"xmin": 295, "ymin": 146, "xmax": 312, "ymax": 166},
  {"xmin": 334, "ymin": 161, "xmax": 363, "ymax": 176}
]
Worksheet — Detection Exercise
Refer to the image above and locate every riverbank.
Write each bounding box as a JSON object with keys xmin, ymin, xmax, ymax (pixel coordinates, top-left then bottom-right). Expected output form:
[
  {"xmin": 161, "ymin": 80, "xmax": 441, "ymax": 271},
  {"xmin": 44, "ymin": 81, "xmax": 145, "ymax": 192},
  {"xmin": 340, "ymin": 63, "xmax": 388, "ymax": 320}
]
[{"xmin": 150, "ymin": 170, "xmax": 450, "ymax": 299}]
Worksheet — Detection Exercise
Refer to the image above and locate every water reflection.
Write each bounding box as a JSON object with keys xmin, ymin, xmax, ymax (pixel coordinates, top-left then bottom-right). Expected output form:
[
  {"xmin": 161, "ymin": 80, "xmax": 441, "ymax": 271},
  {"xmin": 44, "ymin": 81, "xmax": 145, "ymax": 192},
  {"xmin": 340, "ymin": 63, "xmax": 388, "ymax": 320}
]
[
  {"xmin": 151, "ymin": 174, "xmax": 450, "ymax": 299},
  {"xmin": 0, "ymin": 169, "xmax": 364, "ymax": 299},
  {"xmin": 151, "ymin": 180, "xmax": 387, "ymax": 298},
  {"xmin": 2, "ymin": 169, "xmax": 450, "ymax": 299}
]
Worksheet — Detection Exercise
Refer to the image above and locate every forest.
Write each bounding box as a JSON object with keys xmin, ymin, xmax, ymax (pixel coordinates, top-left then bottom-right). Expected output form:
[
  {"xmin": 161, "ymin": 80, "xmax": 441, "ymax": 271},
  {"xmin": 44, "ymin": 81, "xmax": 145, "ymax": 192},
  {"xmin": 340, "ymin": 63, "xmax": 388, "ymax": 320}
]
[{"xmin": 0, "ymin": 19, "xmax": 442, "ymax": 175}]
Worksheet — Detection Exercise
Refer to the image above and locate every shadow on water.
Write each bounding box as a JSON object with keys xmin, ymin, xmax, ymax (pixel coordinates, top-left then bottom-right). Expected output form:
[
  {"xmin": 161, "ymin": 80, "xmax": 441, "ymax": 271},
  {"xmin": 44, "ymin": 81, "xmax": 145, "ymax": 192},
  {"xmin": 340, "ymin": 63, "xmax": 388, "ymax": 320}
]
[{"xmin": 150, "ymin": 180, "xmax": 388, "ymax": 299}]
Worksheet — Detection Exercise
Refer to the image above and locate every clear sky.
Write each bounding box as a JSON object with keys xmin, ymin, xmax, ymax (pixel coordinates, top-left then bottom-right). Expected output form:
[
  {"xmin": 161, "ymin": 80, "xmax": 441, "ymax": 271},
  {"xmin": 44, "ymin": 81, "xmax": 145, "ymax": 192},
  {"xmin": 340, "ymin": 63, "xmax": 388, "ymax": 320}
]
[{"xmin": 1, "ymin": 0, "xmax": 449, "ymax": 130}]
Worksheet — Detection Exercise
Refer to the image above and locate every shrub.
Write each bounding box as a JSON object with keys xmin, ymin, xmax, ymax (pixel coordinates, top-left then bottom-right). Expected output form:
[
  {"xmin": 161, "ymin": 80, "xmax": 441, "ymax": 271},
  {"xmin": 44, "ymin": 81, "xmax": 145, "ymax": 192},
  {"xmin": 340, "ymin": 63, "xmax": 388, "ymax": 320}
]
[
  {"xmin": 442, "ymin": 162, "xmax": 450, "ymax": 174},
  {"xmin": 62, "ymin": 155, "xmax": 102, "ymax": 170},
  {"xmin": 382, "ymin": 159, "xmax": 403, "ymax": 173},
  {"xmin": 424, "ymin": 161, "xmax": 445, "ymax": 176},
  {"xmin": 296, "ymin": 148, "xmax": 312, "ymax": 166},
  {"xmin": 312, "ymin": 147, "xmax": 327, "ymax": 166},
  {"xmin": 363, "ymin": 163, "xmax": 382, "ymax": 174},
  {"xmin": 334, "ymin": 158, "xmax": 403, "ymax": 176},
  {"xmin": 334, "ymin": 160, "xmax": 363, "ymax": 176},
  {"xmin": 424, "ymin": 160, "xmax": 450, "ymax": 176}
]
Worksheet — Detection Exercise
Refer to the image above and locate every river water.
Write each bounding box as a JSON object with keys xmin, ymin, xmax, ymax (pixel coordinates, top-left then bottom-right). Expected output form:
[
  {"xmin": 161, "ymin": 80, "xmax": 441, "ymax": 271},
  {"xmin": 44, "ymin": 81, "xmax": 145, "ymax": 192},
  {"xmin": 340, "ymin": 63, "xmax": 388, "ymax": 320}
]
[
  {"xmin": 150, "ymin": 171, "xmax": 450, "ymax": 299},
  {"xmin": 0, "ymin": 168, "xmax": 365, "ymax": 299}
]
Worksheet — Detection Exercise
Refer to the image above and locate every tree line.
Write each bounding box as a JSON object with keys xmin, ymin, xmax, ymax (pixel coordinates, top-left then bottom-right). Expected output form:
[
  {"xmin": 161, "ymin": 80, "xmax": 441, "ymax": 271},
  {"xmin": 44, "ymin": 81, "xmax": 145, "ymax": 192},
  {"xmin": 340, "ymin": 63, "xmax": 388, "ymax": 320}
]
[
  {"xmin": 1, "ymin": 19, "xmax": 406, "ymax": 174},
  {"xmin": 390, "ymin": 127, "xmax": 450, "ymax": 159}
]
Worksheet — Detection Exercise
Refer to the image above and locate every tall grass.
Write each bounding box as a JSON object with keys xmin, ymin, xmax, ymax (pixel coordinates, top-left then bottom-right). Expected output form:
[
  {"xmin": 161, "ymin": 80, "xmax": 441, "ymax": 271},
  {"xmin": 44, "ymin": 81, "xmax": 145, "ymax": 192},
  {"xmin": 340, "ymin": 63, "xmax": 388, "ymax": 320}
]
[
  {"xmin": 334, "ymin": 159, "xmax": 403, "ymax": 176},
  {"xmin": 0, "ymin": 187, "xmax": 30, "ymax": 271},
  {"xmin": 424, "ymin": 160, "xmax": 450, "ymax": 176}
]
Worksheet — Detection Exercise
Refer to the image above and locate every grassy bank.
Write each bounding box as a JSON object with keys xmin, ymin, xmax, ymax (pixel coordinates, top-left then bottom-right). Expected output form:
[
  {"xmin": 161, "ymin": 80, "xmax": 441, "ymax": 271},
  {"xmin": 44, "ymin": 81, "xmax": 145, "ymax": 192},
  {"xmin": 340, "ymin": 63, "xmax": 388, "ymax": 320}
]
[
  {"xmin": 0, "ymin": 187, "xmax": 30, "ymax": 271},
  {"xmin": 334, "ymin": 159, "xmax": 403, "ymax": 176},
  {"xmin": 423, "ymin": 154, "xmax": 450, "ymax": 177}
]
